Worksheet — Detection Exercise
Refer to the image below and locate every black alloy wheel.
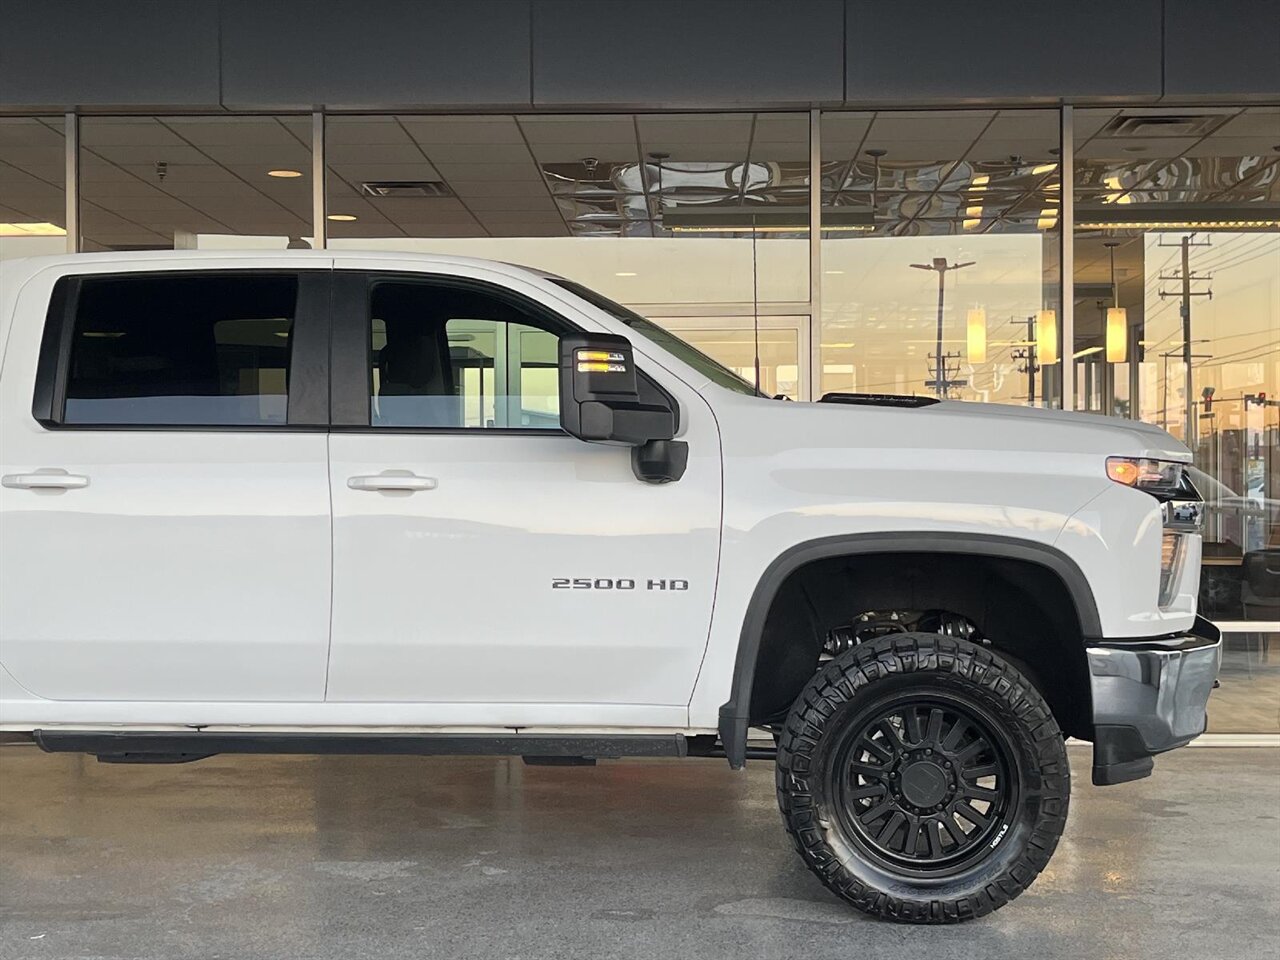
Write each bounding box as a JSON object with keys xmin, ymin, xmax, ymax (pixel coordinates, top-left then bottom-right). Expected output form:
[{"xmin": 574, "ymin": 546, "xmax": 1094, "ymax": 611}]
[
  {"xmin": 776, "ymin": 633, "xmax": 1070, "ymax": 923},
  {"xmin": 830, "ymin": 696, "xmax": 1016, "ymax": 877}
]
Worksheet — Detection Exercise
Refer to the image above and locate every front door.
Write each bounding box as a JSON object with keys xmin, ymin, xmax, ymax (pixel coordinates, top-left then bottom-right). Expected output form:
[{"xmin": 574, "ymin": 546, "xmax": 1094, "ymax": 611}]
[
  {"xmin": 0, "ymin": 265, "xmax": 333, "ymax": 702},
  {"xmin": 324, "ymin": 267, "xmax": 722, "ymax": 725}
]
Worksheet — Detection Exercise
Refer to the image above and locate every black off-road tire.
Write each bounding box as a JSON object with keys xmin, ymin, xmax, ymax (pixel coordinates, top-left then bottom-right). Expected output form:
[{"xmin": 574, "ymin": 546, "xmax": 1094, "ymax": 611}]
[{"xmin": 775, "ymin": 633, "xmax": 1069, "ymax": 924}]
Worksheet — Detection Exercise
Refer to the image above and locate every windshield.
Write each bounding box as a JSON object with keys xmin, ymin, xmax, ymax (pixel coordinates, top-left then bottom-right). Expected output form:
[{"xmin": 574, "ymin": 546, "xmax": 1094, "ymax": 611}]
[{"xmin": 548, "ymin": 278, "xmax": 766, "ymax": 398}]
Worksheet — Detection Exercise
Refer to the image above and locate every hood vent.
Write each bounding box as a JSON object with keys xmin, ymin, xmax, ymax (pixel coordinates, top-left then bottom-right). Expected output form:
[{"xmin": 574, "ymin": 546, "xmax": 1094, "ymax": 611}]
[
  {"xmin": 820, "ymin": 392, "xmax": 940, "ymax": 408},
  {"xmin": 361, "ymin": 180, "xmax": 454, "ymax": 198}
]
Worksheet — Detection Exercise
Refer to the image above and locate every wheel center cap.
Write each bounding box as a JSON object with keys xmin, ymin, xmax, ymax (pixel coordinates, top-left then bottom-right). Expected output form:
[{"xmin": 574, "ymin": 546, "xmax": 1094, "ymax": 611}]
[{"xmin": 900, "ymin": 760, "xmax": 949, "ymax": 807}]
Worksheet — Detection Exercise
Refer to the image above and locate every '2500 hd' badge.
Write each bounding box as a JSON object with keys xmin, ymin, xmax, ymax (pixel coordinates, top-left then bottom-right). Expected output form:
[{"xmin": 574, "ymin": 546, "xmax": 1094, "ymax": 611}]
[{"xmin": 551, "ymin": 578, "xmax": 689, "ymax": 591}]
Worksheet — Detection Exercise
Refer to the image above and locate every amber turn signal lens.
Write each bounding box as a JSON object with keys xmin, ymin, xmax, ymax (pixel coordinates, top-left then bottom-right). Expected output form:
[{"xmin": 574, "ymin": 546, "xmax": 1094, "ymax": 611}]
[{"xmin": 1106, "ymin": 458, "xmax": 1141, "ymax": 486}]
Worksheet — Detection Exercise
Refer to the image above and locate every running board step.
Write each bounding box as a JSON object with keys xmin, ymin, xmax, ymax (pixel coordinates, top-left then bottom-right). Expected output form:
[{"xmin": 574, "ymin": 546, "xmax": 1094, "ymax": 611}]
[{"xmin": 33, "ymin": 731, "xmax": 689, "ymax": 764}]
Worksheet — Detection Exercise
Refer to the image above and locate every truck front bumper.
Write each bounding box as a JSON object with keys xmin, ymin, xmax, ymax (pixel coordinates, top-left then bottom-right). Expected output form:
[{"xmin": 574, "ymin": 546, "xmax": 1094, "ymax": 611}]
[{"xmin": 1087, "ymin": 616, "xmax": 1222, "ymax": 785}]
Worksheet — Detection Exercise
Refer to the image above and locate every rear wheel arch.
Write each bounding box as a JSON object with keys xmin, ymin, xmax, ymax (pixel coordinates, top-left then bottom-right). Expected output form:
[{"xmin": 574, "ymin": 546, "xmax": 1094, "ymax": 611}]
[{"xmin": 717, "ymin": 533, "xmax": 1102, "ymax": 767}]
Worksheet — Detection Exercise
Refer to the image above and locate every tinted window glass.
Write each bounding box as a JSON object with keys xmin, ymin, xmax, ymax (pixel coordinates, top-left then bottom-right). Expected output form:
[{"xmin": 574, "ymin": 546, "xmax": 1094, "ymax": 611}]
[
  {"xmin": 64, "ymin": 275, "xmax": 298, "ymax": 426},
  {"xmin": 369, "ymin": 281, "xmax": 560, "ymax": 429}
]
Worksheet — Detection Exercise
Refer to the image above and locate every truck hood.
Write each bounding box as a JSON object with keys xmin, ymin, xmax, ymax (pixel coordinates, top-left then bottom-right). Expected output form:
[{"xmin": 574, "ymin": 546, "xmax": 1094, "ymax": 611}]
[
  {"xmin": 925, "ymin": 400, "xmax": 1191, "ymax": 461},
  {"xmin": 710, "ymin": 391, "xmax": 1192, "ymax": 466}
]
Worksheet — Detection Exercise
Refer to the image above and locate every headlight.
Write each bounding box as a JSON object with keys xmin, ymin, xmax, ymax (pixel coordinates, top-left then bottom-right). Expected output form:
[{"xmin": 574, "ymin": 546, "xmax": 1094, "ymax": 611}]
[
  {"xmin": 1105, "ymin": 457, "xmax": 1199, "ymax": 503},
  {"xmin": 1108, "ymin": 457, "xmax": 1202, "ymax": 609}
]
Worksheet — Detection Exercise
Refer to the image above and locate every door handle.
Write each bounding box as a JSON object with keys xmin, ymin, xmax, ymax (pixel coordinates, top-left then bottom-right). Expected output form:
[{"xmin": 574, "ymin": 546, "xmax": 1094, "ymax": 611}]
[
  {"xmin": 347, "ymin": 473, "xmax": 437, "ymax": 492},
  {"xmin": 2, "ymin": 471, "xmax": 89, "ymax": 490}
]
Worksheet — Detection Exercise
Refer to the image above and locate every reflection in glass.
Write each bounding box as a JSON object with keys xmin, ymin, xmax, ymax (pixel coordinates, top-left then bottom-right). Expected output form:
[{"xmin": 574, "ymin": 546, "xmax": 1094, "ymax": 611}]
[
  {"xmin": 325, "ymin": 114, "xmax": 810, "ymax": 395},
  {"xmin": 77, "ymin": 116, "xmax": 313, "ymax": 251},
  {"xmin": 820, "ymin": 110, "xmax": 1062, "ymax": 405},
  {"xmin": 1072, "ymin": 107, "xmax": 1280, "ymax": 626},
  {"xmin": 0, "ymin": 117, "xmax": 66, "ymax": 260}
]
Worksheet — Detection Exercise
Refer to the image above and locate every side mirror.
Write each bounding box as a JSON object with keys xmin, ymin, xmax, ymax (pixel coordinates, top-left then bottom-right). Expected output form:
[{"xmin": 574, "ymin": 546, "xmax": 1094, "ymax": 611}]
[
  {"xmin": 559, "ymin": 333, "xmax": 674, "ymax": 445},
  {"xmin": 559, "ymin": 333, "xmax": 687, "ymax": 483}
]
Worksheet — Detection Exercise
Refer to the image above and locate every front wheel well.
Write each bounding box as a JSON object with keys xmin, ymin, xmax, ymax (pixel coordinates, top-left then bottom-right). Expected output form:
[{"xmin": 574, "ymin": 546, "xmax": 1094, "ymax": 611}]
[{"xmin": 737, "ymin": 550, "xmax": 1095, "ymax": 743}]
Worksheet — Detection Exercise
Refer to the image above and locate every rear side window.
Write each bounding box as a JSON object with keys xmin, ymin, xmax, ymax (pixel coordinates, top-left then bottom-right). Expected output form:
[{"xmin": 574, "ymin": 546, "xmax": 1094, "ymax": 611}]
[{"xmin": 62, "ymin": 275, "xmax": 298, "ymax": 426}]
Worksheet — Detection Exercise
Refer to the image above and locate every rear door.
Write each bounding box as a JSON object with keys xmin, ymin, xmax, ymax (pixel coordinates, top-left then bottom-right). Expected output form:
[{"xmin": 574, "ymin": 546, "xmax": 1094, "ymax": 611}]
[{"xmin": 0, "ymin": 262, "xmax": 334, "ymax": 702}]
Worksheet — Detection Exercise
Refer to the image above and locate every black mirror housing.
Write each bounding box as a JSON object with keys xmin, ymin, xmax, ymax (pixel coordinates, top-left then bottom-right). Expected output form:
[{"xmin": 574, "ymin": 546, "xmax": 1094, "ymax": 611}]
[{"xmin": 559, "ymin": 333, "xmax": 675, "ymax": 445}]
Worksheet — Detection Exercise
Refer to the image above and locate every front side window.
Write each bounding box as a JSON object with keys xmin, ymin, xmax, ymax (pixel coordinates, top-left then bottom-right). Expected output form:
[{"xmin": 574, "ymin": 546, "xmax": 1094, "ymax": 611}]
[
  {"xmin": 63, "ymin": 274, "xmax": 298, "ymax": 426},
  {"xmin": 369, "ymin": 281, "xmax": 561, "ymax": 429},
  {"xmin": 548, "ymin": 278, "xmax": 765, "ymax": 398}
]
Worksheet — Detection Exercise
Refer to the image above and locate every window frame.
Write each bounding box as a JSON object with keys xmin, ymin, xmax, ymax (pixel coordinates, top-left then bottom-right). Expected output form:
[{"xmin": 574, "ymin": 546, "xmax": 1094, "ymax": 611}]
[
  {"xmin": 32, "ymin": 269, "xmax": 331, "ymax": 432},
  {"xmin": 328, "ymin": 270, "xmax": 679, "ymax": 436}
]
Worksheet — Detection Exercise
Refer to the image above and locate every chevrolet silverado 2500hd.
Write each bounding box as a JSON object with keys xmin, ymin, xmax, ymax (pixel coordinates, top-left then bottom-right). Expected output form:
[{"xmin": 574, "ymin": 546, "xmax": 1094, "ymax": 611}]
[{"xmin": 0, "ymin": 251, "xmax": 1221, "ymax": 923}]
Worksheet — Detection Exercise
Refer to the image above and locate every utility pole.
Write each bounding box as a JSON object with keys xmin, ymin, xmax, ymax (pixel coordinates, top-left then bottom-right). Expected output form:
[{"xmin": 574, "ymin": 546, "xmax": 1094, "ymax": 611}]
[
  {"xmin": 1158, "ymin": 234, "xmax": 1213, "ymax": 445},
  {"xmin": 911, "ymin": 257, "xmax": 974, "ymax": 398},
  {"xmin": 1010, "ymin": 314, "xmax": 1039, "ymax": 406}
]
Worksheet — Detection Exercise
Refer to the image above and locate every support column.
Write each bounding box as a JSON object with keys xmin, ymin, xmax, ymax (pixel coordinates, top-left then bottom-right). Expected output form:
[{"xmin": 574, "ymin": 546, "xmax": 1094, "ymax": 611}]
[
  {"xmin": 64, "ymin": 112, "xmax": 78, "ymax": 254},
  {"xmin": 1060, "ymin": 105, "xmax": 1075, "ymax": 412},
  {"xmin": 312, "ymin": 112, "xmax": 326, "ymax": 249},
  {"xmin": 808, "ymin": 108, "xmax": 822, "ymax": 401}
]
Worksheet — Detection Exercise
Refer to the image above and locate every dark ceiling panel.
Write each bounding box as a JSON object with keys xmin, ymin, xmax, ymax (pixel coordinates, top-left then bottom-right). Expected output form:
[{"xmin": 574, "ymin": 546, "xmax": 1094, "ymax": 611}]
[
  {"xmin": 844, "ymin": 0, "xmax": 1162, "ymax": 103},
  {"xmin": 220, "ymin": 0, "xmax": 533, "ymax": 110},
  {"xmin": 532, "ymin": 0, "xmax": 844, "ymax": 107},
  {"xmin": 1164, "ymin": 0, "xmax": 1280, "ymax": 100},
  {"xmin": 0, "ymin": 0, "xmax": 220, "ymax": 110}
]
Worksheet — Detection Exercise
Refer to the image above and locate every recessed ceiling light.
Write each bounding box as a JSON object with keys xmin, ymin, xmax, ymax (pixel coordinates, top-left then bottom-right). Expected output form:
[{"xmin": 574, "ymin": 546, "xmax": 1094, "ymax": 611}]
[
  {"xmin": 327, "ymin": 214, "xmax": 358, "ymax": 222},
  {"xmin": 268, "ymin": 169, "xmax": 303, "ymax": 178},
  {"xmin": 614, "ymin": 271, "xmax": 637, "ymax": 277},
  {"xmin": 0, "ymin": 221, "xmax": 67, "ymax": 236}
]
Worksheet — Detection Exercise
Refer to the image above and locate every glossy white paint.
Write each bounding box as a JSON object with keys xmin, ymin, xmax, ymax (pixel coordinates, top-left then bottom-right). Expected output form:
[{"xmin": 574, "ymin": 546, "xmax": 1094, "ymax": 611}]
[
  {"xmin": 0, "ymin": 251, "xmax": 1199, "ymax": 733},
  {"xmin": 0, "ymin": 256, "xmax": 334, "ymax": 704}
]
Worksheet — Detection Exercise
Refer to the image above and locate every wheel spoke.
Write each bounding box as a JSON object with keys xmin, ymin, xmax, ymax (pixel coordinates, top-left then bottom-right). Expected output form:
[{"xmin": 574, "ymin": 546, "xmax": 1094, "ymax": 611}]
[
  {"xmin": 927, "ymin": 818, "xmax": 945, "ymax": 858},
  {"xmin": 859, "ymin": 798, "xmax": 896, "ymax": 824},
  {"xmin": 955, "ymin": 738, "xmax": 987, "ymax": 763},
  {"xmin": 903, "ymin": 815, "xmax": 923, "ymax": 857},
  {"xmin": 924, "ymin": 708, "xmax": 944, "ymax": 747},
  {"xmin": 940, "ymin": 812, "xmax": 967, "ymax": 845},
  {"xmin": 940, "ymin": 718, "xmax": 969, "ymax": 752},
  {"xmin": 846, "ymin": 782, "xmax": 887, "ymax": 801},
  {"xmin": 862, "ymin": 736, "xmax": 895, "ymax": 762},
  {"xmin": 962, "ymin": 762, "xmax": 999, "ymax": 779},
  {"xmin": 904, "ymin": 707, "xmax": 925, "ymax": 746},
  {"xmin": 962, "ymin": 784, "xmax": 1001, "ymax": 803},
  {"xmin": 877, "ymin": 810, "xmax": 906, "ymax": 847},
  {"xmin": 848, "ymin": 761, "xmax": 888, "ymax": 780},
  {"xmin": 878, "ymin": 720, "xmax": 907, "ymax": 754},
  {"xmin": 955, "ymin": 801, "xmax": 990, "ymax": 830}
]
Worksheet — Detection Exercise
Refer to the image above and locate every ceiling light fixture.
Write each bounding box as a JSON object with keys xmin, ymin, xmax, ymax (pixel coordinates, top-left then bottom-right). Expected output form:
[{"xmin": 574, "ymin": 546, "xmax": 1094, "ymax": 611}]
[
  {"xmin": 1036, "ymin": 309, "xmax": 1059, "ymax": 364},
  {"xmin": 615, "ymin": 271, "xmax": 637, "ymax": 277},
  {"xmin": 268, "ymin": 169, "xmax": 303, "ymax": 178},
  {"xmin": 0, "ymin": 222, "xmax": 67, "ymax": 236},
  {"xmin": 967, "ymin": 307, "xmax": 988, "ymax": 363},
  {"xmin": 1105, "ymin": 241, "xmax": 1127, "ymax": 363},
  {"xmin": 327, "ymin": 214, "xmax": 358, "ymax": 222}
]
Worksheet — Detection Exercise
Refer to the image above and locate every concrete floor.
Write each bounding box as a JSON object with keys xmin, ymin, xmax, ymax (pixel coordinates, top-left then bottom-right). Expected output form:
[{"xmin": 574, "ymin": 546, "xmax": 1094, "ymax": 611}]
[{"xmin": 0, "ymin": 745, "xmax": 1277, "ymax": 960}]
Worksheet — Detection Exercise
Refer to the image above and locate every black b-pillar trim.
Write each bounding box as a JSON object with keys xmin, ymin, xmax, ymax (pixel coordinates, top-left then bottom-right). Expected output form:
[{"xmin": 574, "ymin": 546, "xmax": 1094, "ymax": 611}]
[{"xmin": 286, "ymin": 271, "xmax": 333, "ymax": 427}]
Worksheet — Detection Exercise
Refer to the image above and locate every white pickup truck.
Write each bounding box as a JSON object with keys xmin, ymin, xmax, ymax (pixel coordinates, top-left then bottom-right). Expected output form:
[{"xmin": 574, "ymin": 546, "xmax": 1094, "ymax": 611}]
[{"xmin": 0, "ymin": 251, "xmax": 1221, "ymax": 923}]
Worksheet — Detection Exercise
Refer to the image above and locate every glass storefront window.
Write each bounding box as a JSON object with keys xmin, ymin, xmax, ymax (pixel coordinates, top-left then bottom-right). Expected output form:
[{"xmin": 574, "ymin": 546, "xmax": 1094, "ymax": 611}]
[
  {"xmin": 1072, "ymin": 106, "xmax": 1280, "ymax": 627},
  {"xmin": 820, "ymin": 110, "xmax": 1062, "ymax": 405},
  {"xmin": 1073, "ymin": 106, "xmax": 1280, "ymax": 735},
  {"xmin": 324, "ymin": 113, "xmax": 810, "ymax": 397},
  {"xmin": 0, "ymin": 117, "xmax": 66, "ymax": 260},
  {"xmin": 78, "ymin": 116, "xmax": 313, "ymax": 251}
]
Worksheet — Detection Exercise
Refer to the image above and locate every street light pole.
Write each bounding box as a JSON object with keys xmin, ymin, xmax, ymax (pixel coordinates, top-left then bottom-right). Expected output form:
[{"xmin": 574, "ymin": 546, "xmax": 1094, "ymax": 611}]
[{"xmin": 911, "ymin": 257, "xmax": 974, "ymax": 398}]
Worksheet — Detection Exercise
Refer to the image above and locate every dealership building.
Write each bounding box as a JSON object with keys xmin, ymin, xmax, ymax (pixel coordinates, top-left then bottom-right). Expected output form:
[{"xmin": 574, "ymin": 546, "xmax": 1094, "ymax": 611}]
[{"xmin": 1, "ymin": 0, "xmax": 1276, "ymax": 736}]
